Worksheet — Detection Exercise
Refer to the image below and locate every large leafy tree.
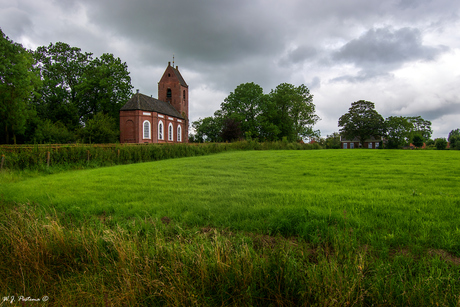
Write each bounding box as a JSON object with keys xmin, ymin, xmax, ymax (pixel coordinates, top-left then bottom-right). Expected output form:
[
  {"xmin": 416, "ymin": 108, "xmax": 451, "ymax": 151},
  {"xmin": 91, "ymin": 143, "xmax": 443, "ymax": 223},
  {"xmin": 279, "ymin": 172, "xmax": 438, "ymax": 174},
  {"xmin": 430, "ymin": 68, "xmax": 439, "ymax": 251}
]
[
  {"xmin": 220, "ymin": 82, "xmax": 265, "ymax": 139},
  {"xmin": 33, "ymin": 42, "xmax": 92, "ymax": 129},
  {"xmin": 76, "ymin": 53, "xmax": 133, "ymax": 124},
  {"xmin": 33, "ymin": 42, "xmax": 133, "ymax": 132},
  {"xmin": 385, "ymin": 116, "xmax": 414, "ymax": 148},
  {"xmin": 269, "ymin": 83, "xmax": 319, "ymax": 141},
  {"xmin": 407, "ymin": 116, "xmax": 432, "ymax": 142},
  {"xmin": 191, "ymin": 115, "xmax": 223, "ymax": 142},
  {"xmin": 338, "ymin": 100, "xmax": 384, "ymax": 146},
  {"xmin": 0, "ymin": 29, "xmax": 40, "ymax": 144}
]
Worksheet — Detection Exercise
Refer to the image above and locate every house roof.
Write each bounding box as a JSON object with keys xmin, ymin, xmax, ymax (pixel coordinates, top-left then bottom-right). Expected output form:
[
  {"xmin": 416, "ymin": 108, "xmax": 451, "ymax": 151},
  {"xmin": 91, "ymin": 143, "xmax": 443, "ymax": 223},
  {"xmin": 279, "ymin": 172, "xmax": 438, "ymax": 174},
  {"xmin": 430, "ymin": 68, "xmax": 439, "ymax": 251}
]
[{"xmin": 120, "ymin": 93, "xmax": 184, "ymax": 119}]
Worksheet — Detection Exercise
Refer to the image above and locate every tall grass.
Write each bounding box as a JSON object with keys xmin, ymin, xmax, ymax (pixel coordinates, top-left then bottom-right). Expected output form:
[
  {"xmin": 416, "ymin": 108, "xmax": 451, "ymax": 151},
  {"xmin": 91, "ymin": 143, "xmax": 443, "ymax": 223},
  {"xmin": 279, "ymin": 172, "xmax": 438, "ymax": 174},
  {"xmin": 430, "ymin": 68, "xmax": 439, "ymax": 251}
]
[{"xmin": 1, "ymin": 202, "xmax": 459, "ymax": 306}]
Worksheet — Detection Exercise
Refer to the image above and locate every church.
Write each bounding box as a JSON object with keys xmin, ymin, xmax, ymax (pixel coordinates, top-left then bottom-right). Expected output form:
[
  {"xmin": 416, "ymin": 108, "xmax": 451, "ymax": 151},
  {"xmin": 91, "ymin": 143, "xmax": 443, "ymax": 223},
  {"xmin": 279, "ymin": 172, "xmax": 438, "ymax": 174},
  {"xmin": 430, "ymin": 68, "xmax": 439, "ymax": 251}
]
[{"xmin": 119, "ymin": 62, "xmax": 189, "ymax": 143}]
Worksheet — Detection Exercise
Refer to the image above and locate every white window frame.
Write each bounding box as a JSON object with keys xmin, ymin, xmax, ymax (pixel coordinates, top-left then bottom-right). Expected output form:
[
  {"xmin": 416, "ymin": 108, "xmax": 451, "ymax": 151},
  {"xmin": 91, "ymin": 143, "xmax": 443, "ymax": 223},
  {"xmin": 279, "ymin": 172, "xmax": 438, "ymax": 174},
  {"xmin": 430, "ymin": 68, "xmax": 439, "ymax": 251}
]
[
  {"xmin": 168, "ymin": 123, "xmax": 174, "ymax": 141},
  {"xmin": 143, "ymin": 120, "xmax": 151, "ymax": 139},
  {"xmin": 177, "ymin": 125, "xmax": 182, "ymax": 142},
  {"xmin": 376, "ymin": 142, "xmax": 380, "ymax": 148},
  {"xmin": 343, "ymin": 143, "xmax": 347, "ymax": 149},
  {"xmin": 368, "ymin": 142, "xmax": 373, "ymax": 149},
  {"xmin": 350, "ymin": 143, "xmax": 354, "ymax": 149},
  {"xmin": 158, "ymin": 120, "xmax": 164, "ymax": 140}
]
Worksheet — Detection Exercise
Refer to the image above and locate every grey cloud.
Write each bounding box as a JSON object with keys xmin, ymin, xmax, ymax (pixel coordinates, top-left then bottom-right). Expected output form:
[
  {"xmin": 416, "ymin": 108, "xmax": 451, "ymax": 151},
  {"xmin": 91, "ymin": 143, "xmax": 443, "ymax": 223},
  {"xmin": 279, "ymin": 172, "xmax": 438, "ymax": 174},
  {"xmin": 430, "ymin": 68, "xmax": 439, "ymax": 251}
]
[
  {"xmin": 0, "ymin": 7, "xmax": 33, "ymax": 38},
  {"xmin": 335, "ymin": 27, "xmax": 445, "ymax": 67},
  {"xmin": 83, "ymin": 0, "xmax": 287, "ymax": 65},
  {"xmin": 331, "ymin": 26, "xmax": 448, "ymax": 82},
  {"xmin": 279, "ymin": 46, "xmax": 318, "ymax": 66},
  {"xmin": 406, "ymin": 100, "xmax": 460, "ymax": 121}
]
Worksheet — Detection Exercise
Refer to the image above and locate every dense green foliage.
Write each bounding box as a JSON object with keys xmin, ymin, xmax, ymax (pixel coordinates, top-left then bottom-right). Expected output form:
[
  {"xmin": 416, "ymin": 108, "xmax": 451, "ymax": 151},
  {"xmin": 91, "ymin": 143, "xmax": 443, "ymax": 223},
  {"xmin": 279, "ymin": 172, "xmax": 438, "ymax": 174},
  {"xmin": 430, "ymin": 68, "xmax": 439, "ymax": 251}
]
[
  {"xmin": 0, "ymin": 29, "xmax": 133, "ymax": 145},
  {"xmin": 448, "ymin": 128, "xmax": 460, "ymax": 149},
  {"xmin": 384, "ymin": 116, "xmax": 413, "ymax": 148},
  {"xmin": 192, "ymin": 82, "xmax": 319, "ymax": 142},
  {"xmin": 435, "ymin": 137, "xmax": 448, "ymax": 150},
  {"xmin": 338, "ymin": 100, "xmax": 385, "ymax": 145},
  {"xmin": 1, "ymin": 150, "xmax": 459, "ymax": 305},
  {"xmin": 0, "ymin": 29, "xmax": 40, "ymax": 144}
]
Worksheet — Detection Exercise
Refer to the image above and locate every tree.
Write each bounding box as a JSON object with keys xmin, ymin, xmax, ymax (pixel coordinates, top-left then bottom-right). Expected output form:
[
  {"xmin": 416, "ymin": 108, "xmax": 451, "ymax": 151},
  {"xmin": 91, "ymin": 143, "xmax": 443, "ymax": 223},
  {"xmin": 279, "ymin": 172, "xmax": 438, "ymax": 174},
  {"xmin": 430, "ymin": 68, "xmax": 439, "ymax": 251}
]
[
  {"xmin": 325, "ymin": 132, "xmax": 341, "ymax": 149},
  {"xmin": 32, "ymin": 119, "xmax": 75, "ymax": 144},
  {"xmin": 269, "ymin": 83, "xmax": 319, "ymax": 141},
  {"xmin": 412, "ymin": 134, "xmax": 424, "ymax": 148},
  {"xmin": 79, "ymin": 112, "xmax": 119, "ymax": 143},
  {"xmin": 435, "ymin": 138, "xmax": 447, "ymax": 150},
  {"xmin": 191, "ymin": 115, "xmax": 223, "ymax": 142},
  {"xmin": 220, "ymin": 118, "xmax": 243, "ymax": 142},
  {"xmin": 338, "ymin": 100, "xmax": 384, "ymax": 147},
  {"xmin": 76, "ymin": 53, "xmax": 133, "ymax": 124},
  {"xmin": 385, "ymin": 116, "xmax": 413, "ymax": 149},
  {"xmin": 220, "ymin": 82, "xmax": 265, "ymax": 139},
  {"xmin": 33, "ymin": 42, "xmax": 133, "ymax": 131},
  {"xmin": 33, "ymin": 42, "xmax": 92, "ymax": 130},
  {"xmin": 407, "ymin": 116, "xmax": 432, "ymax": 142},
  {"xmin": 0, "ymin": 29, "xmax": 40, "ymax": 144},
  {"xmin": 448, "ymin": 129, "xmax": 460, "ymax": 150}
]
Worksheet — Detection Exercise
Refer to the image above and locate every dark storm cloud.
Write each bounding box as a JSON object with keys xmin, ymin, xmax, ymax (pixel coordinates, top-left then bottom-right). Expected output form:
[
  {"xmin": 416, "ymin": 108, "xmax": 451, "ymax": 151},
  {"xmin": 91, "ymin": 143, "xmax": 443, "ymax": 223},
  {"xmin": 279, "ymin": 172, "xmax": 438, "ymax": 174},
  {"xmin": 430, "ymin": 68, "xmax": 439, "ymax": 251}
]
[
  {"xmin": 279, "ymin": 46, "xmax": 318, "ymax": 66},
  {"xmin": 81, "ymin": 0, "xmax": 287, "ymax": 66},
  {"xmin": 328, "ymin": 26, "xmax": 451, "ymax": 84},
  {"xmin": 333, "ymin": 27, "xmax": 447, "ymax": 74}
]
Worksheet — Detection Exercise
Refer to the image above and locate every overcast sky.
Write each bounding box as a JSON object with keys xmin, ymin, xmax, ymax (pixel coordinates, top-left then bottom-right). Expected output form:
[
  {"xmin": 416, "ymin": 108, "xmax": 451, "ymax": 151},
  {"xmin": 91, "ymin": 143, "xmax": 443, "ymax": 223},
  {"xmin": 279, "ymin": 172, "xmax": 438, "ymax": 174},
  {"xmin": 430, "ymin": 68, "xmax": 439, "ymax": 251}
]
[{"xmin": 2, "ymin": 0, "xmax": 459, "ymax": 139}]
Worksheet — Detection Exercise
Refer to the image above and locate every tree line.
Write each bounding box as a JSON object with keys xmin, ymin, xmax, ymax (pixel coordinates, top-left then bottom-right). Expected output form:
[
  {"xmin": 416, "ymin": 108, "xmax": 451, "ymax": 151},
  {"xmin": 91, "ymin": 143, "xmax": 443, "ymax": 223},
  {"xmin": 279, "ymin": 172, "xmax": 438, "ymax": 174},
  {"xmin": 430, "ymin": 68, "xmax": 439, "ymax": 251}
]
[
  {"xmin": 1, "ymin": 29, "xmax": 133, "ymax": 144},
  {"xmin": 191, "ymin": 82, "xmax": 320, "ymax": 142},
  {"xmin": 323, "ymin": 100, "xmax": 458, "ymax": 149}
]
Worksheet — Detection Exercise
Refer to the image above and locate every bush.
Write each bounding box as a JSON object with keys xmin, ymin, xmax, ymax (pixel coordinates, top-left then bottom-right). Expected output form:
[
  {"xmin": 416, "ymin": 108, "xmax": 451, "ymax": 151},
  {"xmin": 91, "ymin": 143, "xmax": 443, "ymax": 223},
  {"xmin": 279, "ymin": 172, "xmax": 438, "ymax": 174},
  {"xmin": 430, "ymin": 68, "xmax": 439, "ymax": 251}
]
[
  {"xmin": 412, "ymin": 134, "xmax": 424, "ymax": 148},
  {"xmin": 449, "ymin": 135, "xmax": 460, "ymax": 150},
  {"xmin": 435, "ymin": 138, "xmax": 448, "ymax": 150},
  {"xmin": 0, "ymin": 141, "xmax": 321, "ymax": 171}
]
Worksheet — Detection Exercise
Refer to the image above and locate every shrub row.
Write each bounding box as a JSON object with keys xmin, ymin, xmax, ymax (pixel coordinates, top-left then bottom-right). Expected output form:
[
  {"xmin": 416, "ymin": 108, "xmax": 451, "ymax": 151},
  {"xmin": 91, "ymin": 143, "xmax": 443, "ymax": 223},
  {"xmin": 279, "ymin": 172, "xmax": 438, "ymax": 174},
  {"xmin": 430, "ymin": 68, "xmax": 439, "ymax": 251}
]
[{"xmin": 0, "ymin": 141, "xmax": 321, "ymax": 171}]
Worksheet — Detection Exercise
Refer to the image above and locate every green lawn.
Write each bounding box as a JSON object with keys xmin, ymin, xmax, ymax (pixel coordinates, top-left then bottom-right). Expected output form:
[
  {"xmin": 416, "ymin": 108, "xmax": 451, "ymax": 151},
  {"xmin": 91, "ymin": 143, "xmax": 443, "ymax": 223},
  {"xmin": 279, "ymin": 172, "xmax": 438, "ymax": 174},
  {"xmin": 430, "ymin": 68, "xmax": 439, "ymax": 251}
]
[
  {"xmin": 1, "ymin": 149, "xmax": 460, "ymax": 306},
  {"xmin": 2, "ymin": 149, "xmax": 459, "ymax": 252}
]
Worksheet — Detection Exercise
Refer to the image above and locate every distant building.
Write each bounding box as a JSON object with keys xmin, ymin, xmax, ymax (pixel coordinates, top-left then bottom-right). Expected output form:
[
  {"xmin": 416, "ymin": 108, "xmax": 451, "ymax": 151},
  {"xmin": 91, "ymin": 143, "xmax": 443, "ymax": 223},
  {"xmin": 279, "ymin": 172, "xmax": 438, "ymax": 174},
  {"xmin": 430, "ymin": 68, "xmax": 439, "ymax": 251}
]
[
  {"xmin": 340, "ymin": 136, "xmax": 383, "ymax": 149},
  {"xmin": 119, "ymin": 62, "xmax": 189, "ymax": 143}
]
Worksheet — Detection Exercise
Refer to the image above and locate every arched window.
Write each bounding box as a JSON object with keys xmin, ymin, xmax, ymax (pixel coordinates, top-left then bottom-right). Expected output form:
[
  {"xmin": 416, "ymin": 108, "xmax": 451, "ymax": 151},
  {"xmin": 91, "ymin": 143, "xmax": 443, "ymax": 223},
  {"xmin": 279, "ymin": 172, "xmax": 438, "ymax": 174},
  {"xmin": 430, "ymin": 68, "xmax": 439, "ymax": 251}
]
[
  {"xmin": 167, "ymin": 88, "xmax": 172, "ymax": 98},
  {"xmin": 168, "ymin": 123, "xmax": 173, "ymax": 141},
  {"xmin": 177, "ymin": 125, "xmax": 182, "ymax": 142},
  {"xmin": 158, "ymin": 121, "xmax": 164, "ymax": 140},
  {"xmin": 183, "ymin": 90, "xmax": 186, "ymax": 100},
  {"xmin": 143, "ymin": 120, "xmax": 151, "ymax": 139}
]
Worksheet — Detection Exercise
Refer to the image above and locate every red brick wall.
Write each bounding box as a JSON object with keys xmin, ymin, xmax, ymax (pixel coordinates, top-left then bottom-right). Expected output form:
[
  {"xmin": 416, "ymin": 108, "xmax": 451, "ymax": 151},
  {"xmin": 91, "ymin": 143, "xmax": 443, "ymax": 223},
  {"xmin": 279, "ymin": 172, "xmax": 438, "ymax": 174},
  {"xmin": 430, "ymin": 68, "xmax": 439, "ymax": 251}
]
[
  {"xmin": 120, "ymin": 110, "xmax": 185, "ymax": 144},
  {"xmin": 158, "ymin": 64, "xmax": 189, "ymax": 142}
]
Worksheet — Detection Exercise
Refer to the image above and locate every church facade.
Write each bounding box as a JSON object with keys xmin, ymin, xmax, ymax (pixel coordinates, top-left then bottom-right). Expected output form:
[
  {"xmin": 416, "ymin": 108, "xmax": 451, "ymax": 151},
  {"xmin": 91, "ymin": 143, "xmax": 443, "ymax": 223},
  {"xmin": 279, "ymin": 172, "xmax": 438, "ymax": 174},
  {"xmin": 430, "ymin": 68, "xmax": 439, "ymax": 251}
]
[{"xmin": 119, "ymin": 62, "xmax": 189, "ymax": 143}]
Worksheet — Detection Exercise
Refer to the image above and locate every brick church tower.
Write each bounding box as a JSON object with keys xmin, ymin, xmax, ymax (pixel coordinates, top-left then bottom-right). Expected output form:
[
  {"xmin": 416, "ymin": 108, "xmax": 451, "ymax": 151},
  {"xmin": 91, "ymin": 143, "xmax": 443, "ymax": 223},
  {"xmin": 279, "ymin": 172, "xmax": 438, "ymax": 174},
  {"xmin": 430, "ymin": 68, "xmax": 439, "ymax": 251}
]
[
  {"xmin": 158, "ymin": 62, "xmax": 189, "ymax": 142},
  {"xmin": 119, "ymin": 62, "xmax": 189, "ymax": 144}
]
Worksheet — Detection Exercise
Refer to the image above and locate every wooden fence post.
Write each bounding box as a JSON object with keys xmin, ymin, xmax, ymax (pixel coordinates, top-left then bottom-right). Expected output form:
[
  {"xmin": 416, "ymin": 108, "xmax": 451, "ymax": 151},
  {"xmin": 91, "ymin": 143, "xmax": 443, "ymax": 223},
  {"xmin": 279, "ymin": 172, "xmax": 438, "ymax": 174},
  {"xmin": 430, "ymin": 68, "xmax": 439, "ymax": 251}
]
[
  {"xmin": 47, "ymin": 151, "xmax": 50, "ymax": 168},
  {"xmin": 87, "ymin": 150, "xmax": 90, "ymax": 162},
  {"xmin": 1, "ymin": 155, "xmax": 4, "ymax": 170}
]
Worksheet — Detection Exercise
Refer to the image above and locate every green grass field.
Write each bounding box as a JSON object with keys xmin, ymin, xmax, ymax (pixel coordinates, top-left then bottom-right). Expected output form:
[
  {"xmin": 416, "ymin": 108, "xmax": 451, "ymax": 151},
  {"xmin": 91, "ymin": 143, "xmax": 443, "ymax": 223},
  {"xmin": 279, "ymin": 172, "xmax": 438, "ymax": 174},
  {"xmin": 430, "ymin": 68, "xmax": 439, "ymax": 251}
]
[{"xmin": 1, "ymin": 149, "xmax": 459, "ymax": 306}]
